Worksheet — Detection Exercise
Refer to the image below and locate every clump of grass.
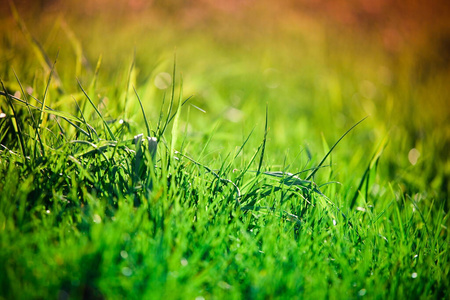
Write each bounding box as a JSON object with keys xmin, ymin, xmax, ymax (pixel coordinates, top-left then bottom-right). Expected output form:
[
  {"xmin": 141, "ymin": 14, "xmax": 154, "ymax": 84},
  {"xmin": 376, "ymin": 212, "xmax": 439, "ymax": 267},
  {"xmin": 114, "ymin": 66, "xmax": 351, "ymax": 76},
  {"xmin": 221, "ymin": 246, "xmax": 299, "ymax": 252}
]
[{"xmin": 1, "ymin": 58, "xmax": 448, "ymax": 299}]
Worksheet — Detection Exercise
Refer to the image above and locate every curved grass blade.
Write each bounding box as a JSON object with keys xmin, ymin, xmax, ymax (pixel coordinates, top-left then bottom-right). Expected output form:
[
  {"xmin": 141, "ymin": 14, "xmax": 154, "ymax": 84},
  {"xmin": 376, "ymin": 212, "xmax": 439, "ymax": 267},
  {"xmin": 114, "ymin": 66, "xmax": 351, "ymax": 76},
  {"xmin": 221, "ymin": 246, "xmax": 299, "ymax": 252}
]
[
  {"xmin": 133, "ymin": 86, "xmax": 151, "ymax": 137},
  {"xmin": 306, "ymin": 117, "xmax": 367, "ymax": 181}
]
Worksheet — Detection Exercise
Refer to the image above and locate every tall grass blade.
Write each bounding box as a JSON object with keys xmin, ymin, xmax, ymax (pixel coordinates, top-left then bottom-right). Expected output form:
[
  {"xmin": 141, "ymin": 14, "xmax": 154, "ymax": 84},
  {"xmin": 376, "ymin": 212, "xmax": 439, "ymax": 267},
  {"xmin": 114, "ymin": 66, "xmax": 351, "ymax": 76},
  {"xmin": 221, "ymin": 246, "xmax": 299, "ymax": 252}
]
[
  {"xmin": 349, "ymin": 135, "xmax": 388, "ymax": 209},
  {"xmin": 124, "ymin": 50, "xmax": 136, "ymax": 120},
  {"xmin": 306, "ymin": 117, "xmax": 367, "ymax": 181},
  {"xmin": 36, "ymin": 52, "xmax": 59, "ymax": 156},
  {"xmin": 9, "ymin": 1, "xmax": 64, "ymax": 94},
  {"xmin": 158, "ymin": 55, "xmax": 177, "ymax": 139},
  {"xmin": 257, "ymin": 104, "xmax": 269, "ymax": 175},
  {"xmin": 1, "ymin": 80, "xmax": 27, "ymax": 161},
  {"xmin": 12, "ymin": 70, "xmax": 43, "ymax": 157},
  {"xmin": 60, "ymin": 20, "xmax": 91, "ymax": 77},
  {"xmin": 133, "ymin": 86, "xmax": 151, "ymax": 137},
  {"xmin": 77, "ymin": 78, "xmax": 116, "ymax": 141},
  {"xmin": 170, "ymin": 76, "xmax": 183, "ymax": 159}
]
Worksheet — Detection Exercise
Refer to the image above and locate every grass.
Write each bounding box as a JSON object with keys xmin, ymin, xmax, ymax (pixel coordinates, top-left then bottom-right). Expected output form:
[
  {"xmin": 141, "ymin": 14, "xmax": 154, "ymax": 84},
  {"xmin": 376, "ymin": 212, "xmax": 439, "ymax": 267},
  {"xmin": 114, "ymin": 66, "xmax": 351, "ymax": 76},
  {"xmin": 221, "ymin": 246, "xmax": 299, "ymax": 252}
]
[{"xmin": 1, "ymin": 3, "xmax": 449, "ymax": 299}]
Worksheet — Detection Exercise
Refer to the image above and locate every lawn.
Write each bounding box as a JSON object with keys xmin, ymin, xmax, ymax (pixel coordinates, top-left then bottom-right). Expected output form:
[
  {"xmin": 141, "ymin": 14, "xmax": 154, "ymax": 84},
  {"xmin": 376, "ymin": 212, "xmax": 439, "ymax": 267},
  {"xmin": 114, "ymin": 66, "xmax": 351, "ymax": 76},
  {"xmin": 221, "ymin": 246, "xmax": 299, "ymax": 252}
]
[{"xmin": 0, "ymin": 1, "xmax": 449, "ymax": 299}]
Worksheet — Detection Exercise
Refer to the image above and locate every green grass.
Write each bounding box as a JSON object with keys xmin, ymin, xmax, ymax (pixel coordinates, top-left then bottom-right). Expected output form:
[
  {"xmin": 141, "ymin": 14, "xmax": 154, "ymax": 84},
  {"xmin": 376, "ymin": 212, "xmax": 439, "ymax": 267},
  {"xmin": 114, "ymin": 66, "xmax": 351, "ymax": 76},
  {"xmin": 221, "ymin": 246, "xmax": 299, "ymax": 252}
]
[{"xmin": 1, "ymin": 4, "xmax": 449, "ymax": 299}]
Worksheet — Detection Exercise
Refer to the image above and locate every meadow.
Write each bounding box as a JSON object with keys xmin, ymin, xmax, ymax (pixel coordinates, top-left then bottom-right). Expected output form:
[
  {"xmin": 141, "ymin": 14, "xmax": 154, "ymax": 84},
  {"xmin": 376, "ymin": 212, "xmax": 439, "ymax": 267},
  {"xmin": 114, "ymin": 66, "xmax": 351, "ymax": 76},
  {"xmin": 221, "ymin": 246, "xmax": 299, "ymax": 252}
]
[{"xmin": 0, "ymin": 1, "xmax": 449, "ymax": 299}]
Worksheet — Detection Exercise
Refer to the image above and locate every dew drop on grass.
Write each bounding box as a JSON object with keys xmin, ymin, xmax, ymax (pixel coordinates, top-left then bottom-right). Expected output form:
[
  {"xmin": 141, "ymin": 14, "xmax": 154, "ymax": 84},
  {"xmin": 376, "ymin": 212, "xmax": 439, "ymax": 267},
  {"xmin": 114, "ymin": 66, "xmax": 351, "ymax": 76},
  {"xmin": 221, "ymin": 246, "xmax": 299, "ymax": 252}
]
[
  {"xmin": 412, "ymin": 272, "xmax": 418, "ymax": 279},
  {"xmin": 358, "ymin": 289, "xmax": 366, "ymax": 296},
  {"xmin": 408, "ymin": 148, "xmax": 420, "ymax": 165},
  {"xmin": 121, "ymin": 267, "xmax": 132, "ymax": 277},
  {"xmin": 154, "ymin": 72, "xmax": 172, "ymax": 90},
  {"xmin": 0, "ymin": 112, "xmax": 6, "ymax": 118},
  {"xmin": 195, "ymin": 297, "xmax": 205, "ymax": 300}
]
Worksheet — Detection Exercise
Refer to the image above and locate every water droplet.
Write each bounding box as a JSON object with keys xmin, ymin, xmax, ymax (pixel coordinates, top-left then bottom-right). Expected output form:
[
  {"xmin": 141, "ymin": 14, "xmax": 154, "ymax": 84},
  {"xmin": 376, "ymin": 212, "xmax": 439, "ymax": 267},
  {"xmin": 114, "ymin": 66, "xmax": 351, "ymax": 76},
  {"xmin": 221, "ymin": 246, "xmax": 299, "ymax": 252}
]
[
  {"xmin": 358, "ymin": 288, "xmax": 366, "ymax": 296},
  {"xmin": 411, "ymin": 272, "xmax": 418, "ymax": 278}
]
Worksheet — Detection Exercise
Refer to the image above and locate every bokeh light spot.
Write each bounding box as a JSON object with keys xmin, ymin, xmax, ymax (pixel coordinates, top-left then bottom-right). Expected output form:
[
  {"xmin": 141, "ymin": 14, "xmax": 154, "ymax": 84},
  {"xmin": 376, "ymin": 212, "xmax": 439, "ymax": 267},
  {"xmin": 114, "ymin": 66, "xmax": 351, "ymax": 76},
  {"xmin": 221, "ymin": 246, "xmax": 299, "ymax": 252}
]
[
  {"xmin": 154, "ymin": 72, "xmax": 172, "ymax": 90},
  {"xmin": 408, "ymin": 148, "xmax": 420, "ymax": 165},
  {"xmin": 122, "ymin": 267, "xmax": 133, "ymax": 277}
]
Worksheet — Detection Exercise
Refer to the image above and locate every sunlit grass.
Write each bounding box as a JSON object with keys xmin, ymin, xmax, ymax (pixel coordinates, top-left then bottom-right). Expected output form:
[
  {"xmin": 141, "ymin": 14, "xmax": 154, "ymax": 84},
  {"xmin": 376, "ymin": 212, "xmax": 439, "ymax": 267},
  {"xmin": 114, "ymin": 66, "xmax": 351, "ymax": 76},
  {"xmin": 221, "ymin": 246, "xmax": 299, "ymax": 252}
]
[{"xmin": 0, "ymin": 3, "xmax": 449, "ymax": 299}]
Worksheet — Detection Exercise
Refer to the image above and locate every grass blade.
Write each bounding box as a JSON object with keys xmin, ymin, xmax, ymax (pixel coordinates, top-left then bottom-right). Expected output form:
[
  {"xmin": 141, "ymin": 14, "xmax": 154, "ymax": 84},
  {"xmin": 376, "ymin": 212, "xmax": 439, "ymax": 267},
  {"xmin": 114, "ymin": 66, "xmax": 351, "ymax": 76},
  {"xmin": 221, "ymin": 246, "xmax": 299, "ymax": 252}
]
[
  {"xmin": 133, "ymin": 86, "xmax": 152, "ymax": 137},
  {"xmin": 77, "ymin": 78, "xmax": 116, "ymax": 141},
  {"xmin": 257, "ymin": 104, "xmax": 269, "ymax": 175},
  {"xmin": 306, "ymin": 117, "xmax": 367, "ymax": 181},
  {"xmin": 1, "ymin": 80, "xmax": 27, "ymax": 161}
]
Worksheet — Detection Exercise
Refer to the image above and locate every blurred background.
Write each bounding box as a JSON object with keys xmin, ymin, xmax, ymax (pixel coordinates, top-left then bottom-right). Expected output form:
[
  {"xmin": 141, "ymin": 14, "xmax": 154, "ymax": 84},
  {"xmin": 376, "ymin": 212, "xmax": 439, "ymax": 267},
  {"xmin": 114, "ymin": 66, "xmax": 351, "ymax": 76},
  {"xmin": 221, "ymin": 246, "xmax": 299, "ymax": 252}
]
[{"xmin": 1, "ymin": 0, "xmax": 449, "ymax": 207}]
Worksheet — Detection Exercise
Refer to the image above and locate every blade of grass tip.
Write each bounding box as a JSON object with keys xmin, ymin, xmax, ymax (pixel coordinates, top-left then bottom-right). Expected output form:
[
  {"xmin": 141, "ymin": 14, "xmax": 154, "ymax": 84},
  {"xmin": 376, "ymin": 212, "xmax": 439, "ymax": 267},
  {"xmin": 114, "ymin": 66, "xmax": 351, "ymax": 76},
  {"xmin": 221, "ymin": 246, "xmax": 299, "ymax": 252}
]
[
  {"xmin": 13, "ymin": 69, "xmax": 43, "ymax": 157},
  {"xmin": 170, "ymin": 75, "xmax": 183, "ymax": 164},
  {"xmin": 83, "ymin": 54, "xmax": 103, "ymax": 114},
  {"xmin": 257, "ymin": 104, "xmax": 269, "ymax": 175},
  {"xmin": 306, "ymin": 116, "xmax": 367, "ymax": 181},
  {"xmin": 124, "ymin": 50, "xmax": 136, "ymax": 120},
  {"xmin": 1, "ymin": 80, "xmax": 27, "ymax": 161},
  {"xmin": 9, "ymin": 1, "xmax": 64, "ymax": 94},
  {"xmin": 89, "ymin": 54, "xmax": 102, "ymax": 92},
  {"xmin": 234, "ymin": 127, "xmax": 255, "ymax": 159},
  {"xmin": 235, "ymin": 141, "xmax": 262, "ymax": 183},
  {"xmin": 60, "ymin": 20, "xmax": 92, "ymax": 77},
  {"xmin": 155, "ymin": 91, "xmax": 166, "ymax": 137},
  {"xmin": 167, "ymin": 95, "xmax": 194, "ymax": 124},
  {"xmin": 158, "ymin": 55, "xmax": 177, "ymax": 138},
  {"xmin": 9, "ymin": 92, "xmax": 90, "ymax": 138},
  {"xmin": 349, "ymin": 135, "xmax": 388, "ymax": 209},
  {"xmin": 77, "ymin": 78, "xmax": 116, "ymax": 141},
  {"xmin": 320, "ymin": 132, "xmax": 333, "ymax": 181},
  {"xmin": 133, "ymin": 86, "xmax": 152, "ymax": 137},
  {"xmin": 177, "ymin": 151, "xmax": 241, "ymax": 204},
  {"xmin": 189, "ymin": 103, "xmax": 205, "ymax": 113},
  {"xmin": 197, "ymin": 121, "xmax": 220, "ymax": 159},
  {"xmin": 72, "ymin": 96, "xmax": 93, "ymax": 140},
  {"xmin": 35, "ymin": 51, "xmax": 59, "ymax": 156}
]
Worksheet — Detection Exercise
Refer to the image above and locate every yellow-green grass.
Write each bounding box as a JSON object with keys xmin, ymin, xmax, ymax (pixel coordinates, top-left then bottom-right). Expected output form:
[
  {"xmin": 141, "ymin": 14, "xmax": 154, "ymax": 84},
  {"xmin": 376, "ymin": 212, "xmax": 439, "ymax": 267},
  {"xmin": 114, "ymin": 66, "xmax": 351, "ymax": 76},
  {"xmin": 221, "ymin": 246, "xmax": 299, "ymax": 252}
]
[{"xmin": 0, "ymin": 3, "xmax": 448, "ymax": 299}]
